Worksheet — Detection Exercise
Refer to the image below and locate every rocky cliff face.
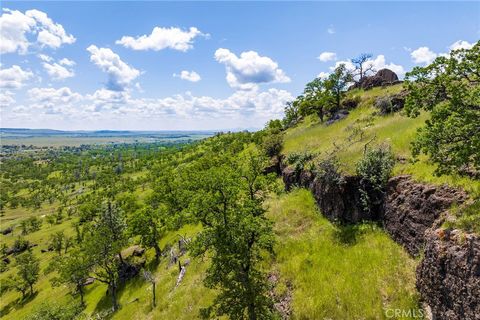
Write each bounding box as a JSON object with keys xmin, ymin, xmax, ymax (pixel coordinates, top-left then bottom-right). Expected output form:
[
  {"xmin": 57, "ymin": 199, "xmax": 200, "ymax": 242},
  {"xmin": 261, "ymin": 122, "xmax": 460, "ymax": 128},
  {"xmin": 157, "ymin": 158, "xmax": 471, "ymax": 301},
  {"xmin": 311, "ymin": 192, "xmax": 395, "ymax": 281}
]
[
  {"xmin": 281, "ymin": 165, "xmax": 478, "ymax": 319},
  {"xmin": 383, "ymin": 175, "xmax": 468, "ymax": 256},
  {"xmin": 417, "ymin": 229, "xmax": 480, "ymax": 320}
]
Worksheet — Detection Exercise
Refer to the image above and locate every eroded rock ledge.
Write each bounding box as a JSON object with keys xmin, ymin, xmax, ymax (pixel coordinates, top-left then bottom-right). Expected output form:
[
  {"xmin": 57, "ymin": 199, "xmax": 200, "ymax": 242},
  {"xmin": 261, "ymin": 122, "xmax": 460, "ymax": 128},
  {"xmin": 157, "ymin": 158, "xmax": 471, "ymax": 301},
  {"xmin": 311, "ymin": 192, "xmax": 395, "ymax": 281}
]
[
  {"xmin": 281, "ymin": 166, "xmax": 479, "ymax": 319},
  {"xmin": 417, "ymin": 229, "xmax": 480, "ymax": 320}
]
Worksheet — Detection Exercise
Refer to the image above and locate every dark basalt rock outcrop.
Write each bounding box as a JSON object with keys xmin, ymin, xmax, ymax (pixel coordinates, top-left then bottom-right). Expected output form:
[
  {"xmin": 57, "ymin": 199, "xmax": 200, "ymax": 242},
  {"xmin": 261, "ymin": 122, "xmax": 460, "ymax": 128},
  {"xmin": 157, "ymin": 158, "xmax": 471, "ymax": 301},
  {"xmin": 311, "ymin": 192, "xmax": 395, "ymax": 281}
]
[
  {"xmin": 374, "ymin": 90, "xmax": 408, "ymax": 115},
  {"xmin": 350, "ymin": 68, "xmax": 401, "ymax": 90},
  {"xmin": 281, "ymin": 163, "xmax": 477, "ymax": 319},
  {"xmin": 326, "ymin": 110, "xmax": 349, "ymax": 125},
  {"xmin": 282, "ymin": 168, "xmax": 315, "ymax": 191},
  {"xmin": 417, "ymin": 229, "xmax": 480, "ymax": 320},
  {"xmin": 383, "ymin": 175, "xmax": 468, "ymax": 256},
  {"xmin": 311, "ymin": 175, "xmax": 367, "ymax": 223},
  {"xmin": 264, "ymin": 155, "xmax": 283, "ymax": 175}
]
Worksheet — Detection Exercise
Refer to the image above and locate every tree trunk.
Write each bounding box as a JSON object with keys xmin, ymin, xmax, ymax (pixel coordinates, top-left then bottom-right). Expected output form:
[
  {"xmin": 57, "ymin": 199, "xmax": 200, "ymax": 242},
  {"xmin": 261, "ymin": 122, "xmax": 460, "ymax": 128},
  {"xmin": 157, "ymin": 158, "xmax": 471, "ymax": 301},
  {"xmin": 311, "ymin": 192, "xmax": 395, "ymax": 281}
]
[
  {"xmin": 79, "ymin": 284, "xmax": 85, "ymax": 306},
  {"xmin": 110, "ymin": 282, "xmax": 119, "ymax": 311},
  {"xmin": 248, "ymin": 304, "xmax": 257, "ymax": 320},
  {"xmin": 152, "ymin": 282, "xmax": 156, "ymax": 307},
  {"xmin": 318, "ymin": 107, "xmax": 324, "ymax": 122},
  {"xmin": 154, "ymin": 243, "xmax": 161, "ymax": 263},
  {"xmin": 29, "ymin": 284, "xmax": 34, "ymax": 296},
  {"xmin": 118, "ymin": 252, "xmax": 125, "ymax": 266}
]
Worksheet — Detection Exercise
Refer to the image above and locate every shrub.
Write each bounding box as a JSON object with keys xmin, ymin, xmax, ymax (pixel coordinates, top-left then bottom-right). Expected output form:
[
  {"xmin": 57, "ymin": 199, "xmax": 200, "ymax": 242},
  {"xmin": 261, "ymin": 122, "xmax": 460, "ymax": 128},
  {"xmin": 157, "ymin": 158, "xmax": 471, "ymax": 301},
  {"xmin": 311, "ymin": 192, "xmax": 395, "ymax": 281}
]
[
  {"xmin": 356, "ymin": 144, "xmax": 395, "ymax": 213},
  {"xmin": 341, "ymin": 95, "xmax": 361, "ymax": 110},
  {"xmin": 12, "ymin": 237, "xmax": 30, "ymax": 254},
  {"xmin": 287, "ymin": 152, "xmax": 316, "ymax": 174},
  {"xmin": 24, "ymin": 301, "xmax": 84, "ymax": 320},
  {"xmin": 315, "ymin": 155, "xmax": 345, "ymax": 186},
  {"xmin": 262, "ymin": 133, "xmax": 283, "ymax": 158},
  {"xmin": 374, "ymin": 92, "xmax": 406, "ymax": 115}
]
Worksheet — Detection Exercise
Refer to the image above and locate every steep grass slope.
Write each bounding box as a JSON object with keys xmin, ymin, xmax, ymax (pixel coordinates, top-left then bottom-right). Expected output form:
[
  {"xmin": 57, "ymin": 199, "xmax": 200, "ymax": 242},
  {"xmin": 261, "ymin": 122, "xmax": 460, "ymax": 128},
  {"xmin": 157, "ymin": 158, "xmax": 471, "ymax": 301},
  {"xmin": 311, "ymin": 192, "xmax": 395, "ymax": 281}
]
[
  {"xmin": 283, "ymin": 85, "xmax": 479, "ymax": 196},
  {"xmin": 267, "ymin": 189, "xmax": 420, "ymax": 319}
]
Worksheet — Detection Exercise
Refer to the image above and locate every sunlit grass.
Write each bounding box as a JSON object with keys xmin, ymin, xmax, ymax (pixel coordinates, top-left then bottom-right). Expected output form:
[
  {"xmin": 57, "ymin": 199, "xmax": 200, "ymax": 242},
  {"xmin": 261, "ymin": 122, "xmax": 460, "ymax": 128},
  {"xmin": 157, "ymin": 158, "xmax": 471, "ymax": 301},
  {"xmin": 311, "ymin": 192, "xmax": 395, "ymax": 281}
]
[
  {"xmin": 266, "ymin": 189, "xmax": 421, "ymax": 320},
  {"xmin": 282, "ymin": 84, "xmax": 480, "ymax": 196}
]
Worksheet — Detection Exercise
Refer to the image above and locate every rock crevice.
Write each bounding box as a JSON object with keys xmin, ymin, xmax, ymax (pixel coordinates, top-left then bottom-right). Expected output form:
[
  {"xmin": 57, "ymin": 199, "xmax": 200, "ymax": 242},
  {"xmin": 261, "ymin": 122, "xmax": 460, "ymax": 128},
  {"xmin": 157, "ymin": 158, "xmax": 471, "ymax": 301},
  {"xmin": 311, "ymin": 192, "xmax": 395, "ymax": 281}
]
[{"xmin": 280, "ymin": 165, "xmax": 478, "ymax": 319}]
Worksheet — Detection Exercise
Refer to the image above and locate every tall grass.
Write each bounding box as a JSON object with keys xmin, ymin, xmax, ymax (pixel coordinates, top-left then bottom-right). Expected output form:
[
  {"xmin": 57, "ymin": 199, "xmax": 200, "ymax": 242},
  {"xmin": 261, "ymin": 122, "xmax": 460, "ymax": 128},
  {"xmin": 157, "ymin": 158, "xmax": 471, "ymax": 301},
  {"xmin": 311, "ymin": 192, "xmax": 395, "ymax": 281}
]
[{"xmin": 267, "ymin": 189, "xmax": 421, "ymax": 320}]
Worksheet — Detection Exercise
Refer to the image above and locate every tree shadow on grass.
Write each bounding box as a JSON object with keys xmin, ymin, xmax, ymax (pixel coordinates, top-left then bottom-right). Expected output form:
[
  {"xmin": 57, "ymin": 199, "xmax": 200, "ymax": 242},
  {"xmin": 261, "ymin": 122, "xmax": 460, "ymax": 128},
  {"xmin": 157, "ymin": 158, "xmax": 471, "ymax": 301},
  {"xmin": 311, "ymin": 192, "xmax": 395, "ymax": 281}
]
[
  {"xmin": 0, "ymin": 291, "xmax": 38, "ymax": 317},
  {"xmin": 332, "ymin": 222, "xmax": 379, "ymax": 246},
  {"xmin": 91, "ymin": 273, "xmax": 147, "ymax": 319}
]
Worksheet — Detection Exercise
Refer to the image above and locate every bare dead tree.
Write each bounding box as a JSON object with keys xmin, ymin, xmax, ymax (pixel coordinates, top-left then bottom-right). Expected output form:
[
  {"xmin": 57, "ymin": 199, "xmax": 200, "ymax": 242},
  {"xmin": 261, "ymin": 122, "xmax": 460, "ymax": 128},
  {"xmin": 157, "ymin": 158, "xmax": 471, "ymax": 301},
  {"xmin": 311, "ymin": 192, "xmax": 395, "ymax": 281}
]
[
  {"xmin": 143, "ymin": 269, "xmax": 156, "ymax": 307},
  {"xmin": 351, "ymin": 53, "xmax": 375, "ymax": 81}
]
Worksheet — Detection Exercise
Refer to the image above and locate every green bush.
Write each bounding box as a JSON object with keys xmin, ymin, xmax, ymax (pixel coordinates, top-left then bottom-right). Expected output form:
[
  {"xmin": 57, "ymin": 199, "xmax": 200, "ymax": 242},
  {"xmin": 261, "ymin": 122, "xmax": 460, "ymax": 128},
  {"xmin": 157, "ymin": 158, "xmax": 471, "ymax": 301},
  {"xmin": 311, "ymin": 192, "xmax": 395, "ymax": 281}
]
[
  {"xmin": 24, "ymin": 301, "xmax": 84, "ymax": 320},
  {"xmin": 262, "ymin": 133, "xmax": 283, "ymax": 158},
  {"xmin": 356, "ymin": 144, "xmax": 395, "ymax": 213},
  {"xmin": 315, "ymin": 155, "xmax": 345, "ymax": 186},
  {"xmin": 287, "ymin": 151, "xmax": 316, "ymax": 174}
]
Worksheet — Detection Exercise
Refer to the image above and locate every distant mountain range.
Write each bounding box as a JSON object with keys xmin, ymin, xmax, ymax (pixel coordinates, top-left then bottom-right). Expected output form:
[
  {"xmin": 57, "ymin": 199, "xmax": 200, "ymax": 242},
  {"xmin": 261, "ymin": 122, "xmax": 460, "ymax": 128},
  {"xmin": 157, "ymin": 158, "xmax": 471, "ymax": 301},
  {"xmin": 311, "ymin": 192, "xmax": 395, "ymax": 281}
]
[
  {"xmin": 0, "ymin": 128, "xmax": 258, "ymax": 138},
  {"xmin": 0, "ymin": 128, "xmax": 218, "ymax": 138}
]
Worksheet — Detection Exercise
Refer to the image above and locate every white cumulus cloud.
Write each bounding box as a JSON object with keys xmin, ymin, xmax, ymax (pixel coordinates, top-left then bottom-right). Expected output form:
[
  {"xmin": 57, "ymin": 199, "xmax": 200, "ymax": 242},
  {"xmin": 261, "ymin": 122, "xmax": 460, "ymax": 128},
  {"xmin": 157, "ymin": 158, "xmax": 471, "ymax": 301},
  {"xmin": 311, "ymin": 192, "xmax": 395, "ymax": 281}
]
[
  {"xmin": 0, "ymin": 8, "xmax": 75, "ymax": 54},
  {"xmin": 0, "ymin": 65, "xmax": 33, "ymax": 89},
  {"xmin": 173, "ymin": 70, "xmax": 201, "ymax": 82},
  {"xmin": 411, "ymin": 47, "xmax": 437, "ymax": 64},
  {"xmin": 318, "ymin": 52, "xmax": 337, "ymax": 62},
  {"xmin": 87, "ymin": 45, "xmax": 140, "ymax": 91},
  {"xmin": 215, "ymin": 48, "xmax": 290, "ymax": 90},
  {"xmin": 27, "ymin": 87, "xmax": 82, "ymax": 114},
  {"xmin": 0, "ymin": 90, "xmax": 16, "ymax": 108},
  {"xmin": 59, "ymin": 58, "xmax": 75, "ymax": 67},
  {"xmin": 317, "ymin": 72, "xmax": 330, "ymax": 79},
  {"xmin": 42, "ymin": 61, "xmax": 75, "ymax": 80},
  {"xmin": 116, "ymin": 26, "xmax": 207, "ymax": 52},
  {"xmin": 449, "ymin": 40, "xmax": 475, "ymax": 51}
]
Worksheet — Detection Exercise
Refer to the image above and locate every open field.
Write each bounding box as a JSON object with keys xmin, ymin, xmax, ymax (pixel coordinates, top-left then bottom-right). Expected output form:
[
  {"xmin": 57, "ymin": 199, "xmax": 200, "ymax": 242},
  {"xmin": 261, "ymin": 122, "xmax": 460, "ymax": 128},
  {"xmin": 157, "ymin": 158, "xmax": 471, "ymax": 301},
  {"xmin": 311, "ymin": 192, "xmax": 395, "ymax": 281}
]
[{"xmin": 0, "ymin": 129, "xmax": 214, "ymax": 147}]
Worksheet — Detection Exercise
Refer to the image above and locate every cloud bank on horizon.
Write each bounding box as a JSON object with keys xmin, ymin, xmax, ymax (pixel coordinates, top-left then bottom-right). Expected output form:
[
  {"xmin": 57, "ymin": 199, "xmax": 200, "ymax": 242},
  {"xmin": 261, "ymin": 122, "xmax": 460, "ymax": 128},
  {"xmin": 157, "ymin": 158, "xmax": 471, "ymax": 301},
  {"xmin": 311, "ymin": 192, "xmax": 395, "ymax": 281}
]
[{"xmin": 0, "ymin": 2, "xmax": 478, "ymax": 130}]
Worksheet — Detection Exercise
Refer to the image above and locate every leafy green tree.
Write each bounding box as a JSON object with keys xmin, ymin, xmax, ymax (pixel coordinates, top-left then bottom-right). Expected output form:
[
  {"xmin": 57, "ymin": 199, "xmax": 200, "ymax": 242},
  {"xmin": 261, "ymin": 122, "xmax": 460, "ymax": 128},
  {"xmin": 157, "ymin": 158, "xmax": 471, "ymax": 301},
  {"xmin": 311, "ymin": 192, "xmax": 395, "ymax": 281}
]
[
  {"xmin": 404, "ymin": 41, "xmax": 480, "ymax": 176},
  {"xmin": 128, "ymin": 206, "xmax": 167, "ymax": 263},
  {"xmin": 298, "ymin": 64, "xmax": 352, "ymax": 122},
  {"xmin": 282, "ymin": 100, "xmax": 301, "ymax": 128},
  {"xmin": 49, "ymin": 231, "xmax": 65, "ymax": 255},
  {"xmin": 299, "ymin": 78, "xmax": 329, "ymax": 121},
  {"xmin": 50, "ymin": 249, "xmax": 92, "ymax": 306},
  {"xmin": 13, "ymin": 251, "xmax": 40, "ymax": 298},
  {"xmin": 83, "ymin": 202, "xmax": 126, "ymax": 311},
  {"xmin": 323, "ymin": 64, "xmax": 353, "ymax": 112},
  {"xmin": 264, "ymin": 119, "xmax": 283, "ymax": 133},
  {"xmin": 188, "ymin": 153, "xmax": 275, "ymax": 319}
]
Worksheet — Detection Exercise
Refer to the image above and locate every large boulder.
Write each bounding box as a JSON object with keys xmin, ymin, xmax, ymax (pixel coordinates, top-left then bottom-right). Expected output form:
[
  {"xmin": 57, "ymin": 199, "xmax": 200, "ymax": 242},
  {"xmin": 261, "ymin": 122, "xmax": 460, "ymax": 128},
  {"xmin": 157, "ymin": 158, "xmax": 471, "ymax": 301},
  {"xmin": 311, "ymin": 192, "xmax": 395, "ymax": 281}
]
[
  {"xmin": 376, "ymin": 68, "xmax": 399, "ymax": 83},
  {"xmin": 350, "ymin": 68, "xmax": 401, "ymax": 90}
]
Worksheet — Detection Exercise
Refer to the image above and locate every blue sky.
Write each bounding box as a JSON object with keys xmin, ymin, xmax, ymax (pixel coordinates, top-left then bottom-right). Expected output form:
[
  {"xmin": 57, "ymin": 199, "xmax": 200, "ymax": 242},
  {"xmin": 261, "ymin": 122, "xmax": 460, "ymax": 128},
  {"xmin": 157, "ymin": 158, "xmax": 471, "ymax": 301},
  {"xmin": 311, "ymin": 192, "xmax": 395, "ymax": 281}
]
[{"xmin": 1, "ymin": 1, "xmax": 479, "ymax": 130}]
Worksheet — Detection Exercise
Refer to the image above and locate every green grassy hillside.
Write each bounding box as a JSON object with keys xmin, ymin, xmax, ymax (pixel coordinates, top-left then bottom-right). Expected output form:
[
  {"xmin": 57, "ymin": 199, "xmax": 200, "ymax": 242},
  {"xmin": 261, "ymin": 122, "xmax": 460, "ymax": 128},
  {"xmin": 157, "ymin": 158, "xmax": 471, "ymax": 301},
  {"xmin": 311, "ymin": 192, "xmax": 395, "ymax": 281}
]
[
  {"xmin": 267, "ymin": 189, "xmax": 420, "ymax": 320},
  {"xmin": 0, "ymin": 183, "xmax": 421, "ymax": 320},
  {"xmin": 2, "ymin": 84, "xmax": 475, "ymax": 320},
  {"xmin": 283, "ymin": 85, "xmax": 479, "ymax": 196}
]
